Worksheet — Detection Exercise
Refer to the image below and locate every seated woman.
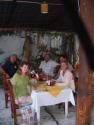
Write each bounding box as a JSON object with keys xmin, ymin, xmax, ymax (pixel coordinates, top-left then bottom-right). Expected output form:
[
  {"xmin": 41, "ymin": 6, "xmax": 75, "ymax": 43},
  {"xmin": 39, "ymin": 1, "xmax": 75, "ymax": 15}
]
[
  {"xmin": 58, "ymin": 54, "xmax": 73, "ymax": 72},
  {"xmin": 53, "ymin": 54, "xmax": 73, "ymax": 80},
  {"xmin": 56, "ymin": 60, "xmax": 75, "ymax": 91},
  {"xmin": 11, "ymin": 61, "xmax": 32, "ymax": 105}
]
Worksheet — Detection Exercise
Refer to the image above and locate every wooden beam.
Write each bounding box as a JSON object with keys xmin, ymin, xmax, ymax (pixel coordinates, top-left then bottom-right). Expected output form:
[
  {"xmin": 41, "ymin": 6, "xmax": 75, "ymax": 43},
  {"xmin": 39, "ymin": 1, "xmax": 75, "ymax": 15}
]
[
  {"xmin": 76, "ymin": 0, "xmax": 94, "ymax": 125},
  {"xmin": 76, "ymin": 45, "xmax": 93, "ymax": 125}
]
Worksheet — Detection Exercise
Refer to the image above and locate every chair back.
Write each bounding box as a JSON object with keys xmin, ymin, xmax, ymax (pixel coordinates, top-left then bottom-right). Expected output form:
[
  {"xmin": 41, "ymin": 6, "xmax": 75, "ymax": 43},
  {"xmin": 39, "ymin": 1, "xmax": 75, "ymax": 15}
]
[
  {"xmin": 2, "ymin": 73, "xmax": 10, "ymax": 91},
  {"xmin": 8, "ymin": 80, "xmax": 17, "ymax": 124},
  {"xmin": 2, "ymin": 73, "xmax": 10, "ymax": 108}
]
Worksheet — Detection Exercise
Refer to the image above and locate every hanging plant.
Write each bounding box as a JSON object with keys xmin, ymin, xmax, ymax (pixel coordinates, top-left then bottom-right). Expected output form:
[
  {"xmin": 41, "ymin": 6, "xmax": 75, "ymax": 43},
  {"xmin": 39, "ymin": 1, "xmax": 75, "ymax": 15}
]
[
  {"xmin": 38, "ymin": 44, "xmax": 47, "ymax": 55},
  {"xmin": 32, "ymin": 30, "xmax": 62, "ymax": 38}
]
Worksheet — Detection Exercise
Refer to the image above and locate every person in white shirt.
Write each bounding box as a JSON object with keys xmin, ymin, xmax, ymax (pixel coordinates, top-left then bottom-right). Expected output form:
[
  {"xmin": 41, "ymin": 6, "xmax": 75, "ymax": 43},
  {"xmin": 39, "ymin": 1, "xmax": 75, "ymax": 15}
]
[
  {"xmin": 56, "ymin": 60, "xmax": 75, "ymax": 91},
  {"xmin": 39, "ymin": 52, "xmax": 59, "ymax": 77}
]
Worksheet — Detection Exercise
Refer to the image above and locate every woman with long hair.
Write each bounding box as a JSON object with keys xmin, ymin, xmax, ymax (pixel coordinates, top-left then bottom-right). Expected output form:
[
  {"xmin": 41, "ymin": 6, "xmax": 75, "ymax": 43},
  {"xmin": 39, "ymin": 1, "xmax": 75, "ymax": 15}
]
[
  {"xmin": 11, "ymin": 61, "xmax": 32, "ymax": 105},
  {"xmin": 56, "ymin": 60, "xmax": 75, "ymax": 91}
]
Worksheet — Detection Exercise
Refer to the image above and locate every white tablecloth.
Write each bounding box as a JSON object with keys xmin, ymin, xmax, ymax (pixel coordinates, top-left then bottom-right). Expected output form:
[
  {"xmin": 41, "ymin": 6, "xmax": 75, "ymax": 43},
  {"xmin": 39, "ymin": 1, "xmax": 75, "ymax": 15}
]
[{"xmin": 31, "ymin": 88, "xmax": 75, "ymax": 124}]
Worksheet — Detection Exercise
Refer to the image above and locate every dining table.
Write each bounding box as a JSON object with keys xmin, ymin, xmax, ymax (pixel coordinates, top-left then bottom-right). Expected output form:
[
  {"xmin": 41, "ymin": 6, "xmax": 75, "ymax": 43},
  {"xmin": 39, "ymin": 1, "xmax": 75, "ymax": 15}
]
[{"xmin": 31, "ymin": 82, "xmax": 75, "ymax": 125}]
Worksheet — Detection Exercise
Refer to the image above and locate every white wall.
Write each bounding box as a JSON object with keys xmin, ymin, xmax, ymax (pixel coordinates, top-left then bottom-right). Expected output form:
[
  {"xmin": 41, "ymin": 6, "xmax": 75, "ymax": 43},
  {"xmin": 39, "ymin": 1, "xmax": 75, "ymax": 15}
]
[
  {"xmin": 0, "ymin": 33, "xmax": 79, "ymax": 64},
  {"xmin": 0, "ymin": 33, "xmax": 62, "ymax": 63},
  {"xmin": 0, "ymin": 35, "xmax": 25, "ymax": 63}
]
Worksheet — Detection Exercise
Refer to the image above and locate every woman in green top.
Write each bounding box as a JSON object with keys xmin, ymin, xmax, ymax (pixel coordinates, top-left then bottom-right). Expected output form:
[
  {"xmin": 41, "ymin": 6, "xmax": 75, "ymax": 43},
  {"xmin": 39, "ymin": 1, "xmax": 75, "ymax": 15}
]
[{"xmin": 11, "ymin": 61, "xmax": 32, "ymax": 105}]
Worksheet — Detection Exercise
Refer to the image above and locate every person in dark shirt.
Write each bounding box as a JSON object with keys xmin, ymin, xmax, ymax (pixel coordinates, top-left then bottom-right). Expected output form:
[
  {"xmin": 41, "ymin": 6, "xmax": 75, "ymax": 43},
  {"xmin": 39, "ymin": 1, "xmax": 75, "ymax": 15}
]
[{"xmin": 1, "ymin": 54, "xmax": 19, "ymax": 78}]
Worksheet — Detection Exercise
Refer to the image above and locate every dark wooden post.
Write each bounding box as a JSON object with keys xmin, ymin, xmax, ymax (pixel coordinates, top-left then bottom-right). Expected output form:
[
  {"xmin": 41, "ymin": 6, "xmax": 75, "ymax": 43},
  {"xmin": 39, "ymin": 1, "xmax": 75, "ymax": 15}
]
[
  {"xmin": 76, "ymin": 0, "xmax": 94, "ymax": 125},
  {"xmin": 76, "ymin": 46, "xmax": 93, "ymax": 125}
]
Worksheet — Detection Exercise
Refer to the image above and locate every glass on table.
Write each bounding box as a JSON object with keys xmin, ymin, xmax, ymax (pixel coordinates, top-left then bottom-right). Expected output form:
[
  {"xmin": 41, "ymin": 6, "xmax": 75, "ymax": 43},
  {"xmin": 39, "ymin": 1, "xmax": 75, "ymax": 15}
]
[
  {"xmin": 45, "ymin": 80, "xmax": 50, "ymax": 86},
  {"xmin": 50, "ymin": 79, "xmax": 56, "ymax": 86}
]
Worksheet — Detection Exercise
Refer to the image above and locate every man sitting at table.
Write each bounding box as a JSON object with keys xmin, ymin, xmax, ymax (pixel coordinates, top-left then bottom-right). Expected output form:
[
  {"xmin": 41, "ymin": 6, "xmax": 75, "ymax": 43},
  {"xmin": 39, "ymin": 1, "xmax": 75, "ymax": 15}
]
[
  {"xmin": 56, "ymin": 60, "xmax": 75, "ymax": 91},
  {"xmin": 38, "ymin": 51, "xmax": 59, "ymax": 79},
  {"xmin": 1, "ymin": 54, "xmax": 19, "ymax": 78}
]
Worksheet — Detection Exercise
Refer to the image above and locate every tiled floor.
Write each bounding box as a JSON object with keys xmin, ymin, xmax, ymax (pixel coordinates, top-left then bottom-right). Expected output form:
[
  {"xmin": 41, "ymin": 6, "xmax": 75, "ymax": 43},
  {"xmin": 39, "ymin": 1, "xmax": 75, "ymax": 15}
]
[{"xmin": 0, "ymin": 85, "xmax": 94, "ymax": 125}]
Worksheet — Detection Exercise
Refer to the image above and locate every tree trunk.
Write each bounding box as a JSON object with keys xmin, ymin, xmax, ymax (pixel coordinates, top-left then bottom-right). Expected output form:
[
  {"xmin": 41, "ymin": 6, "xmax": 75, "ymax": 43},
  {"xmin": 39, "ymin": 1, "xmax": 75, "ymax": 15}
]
[{"xmin": 23, "ymin": 35, "xmax": 32, "ymax": 63}]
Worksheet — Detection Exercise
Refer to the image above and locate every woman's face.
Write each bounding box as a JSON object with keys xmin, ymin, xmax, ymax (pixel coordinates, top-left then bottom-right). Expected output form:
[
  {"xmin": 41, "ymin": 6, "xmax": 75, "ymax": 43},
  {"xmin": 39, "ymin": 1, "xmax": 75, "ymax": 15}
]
[
  {"xmin": 20, "ymin": 64, "xmax": 29, "ymax": 74},
  {"xmin": 61, "ymin": 62, "xmax": 68, "ymax": 71}
]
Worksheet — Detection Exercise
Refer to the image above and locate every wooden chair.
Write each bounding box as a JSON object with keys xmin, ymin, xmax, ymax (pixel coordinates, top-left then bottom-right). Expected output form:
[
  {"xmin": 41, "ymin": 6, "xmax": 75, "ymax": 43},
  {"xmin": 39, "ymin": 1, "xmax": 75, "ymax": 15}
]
[
  {"xmin": 8, "ymin": 81, "xmax": 21, "ymax": 125},
  {"xmin": 2, "ymin": 73, "xmax": 10, "ymax": 108},
  {"xmin": 1, "ymin": 75, "xmax": 21, "ymax": 124},
  {"xmin": 8, "ymin": 81, "xmax": 34, "ymax": 125}
]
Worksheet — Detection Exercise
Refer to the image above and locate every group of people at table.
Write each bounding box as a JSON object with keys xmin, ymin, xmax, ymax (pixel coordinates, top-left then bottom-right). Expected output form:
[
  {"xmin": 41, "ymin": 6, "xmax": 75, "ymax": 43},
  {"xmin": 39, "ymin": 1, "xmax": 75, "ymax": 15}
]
[{"xmin": 0, "ymin": 52, "xmax": 77, "ymax": 123}]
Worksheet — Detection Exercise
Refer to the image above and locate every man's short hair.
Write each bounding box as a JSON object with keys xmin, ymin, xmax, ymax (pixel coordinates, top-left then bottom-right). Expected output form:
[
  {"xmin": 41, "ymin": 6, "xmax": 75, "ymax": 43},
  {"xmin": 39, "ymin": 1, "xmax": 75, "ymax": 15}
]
[{"xmin": 44, "ymin": 51, "xmax": 51, "ymax": 57}]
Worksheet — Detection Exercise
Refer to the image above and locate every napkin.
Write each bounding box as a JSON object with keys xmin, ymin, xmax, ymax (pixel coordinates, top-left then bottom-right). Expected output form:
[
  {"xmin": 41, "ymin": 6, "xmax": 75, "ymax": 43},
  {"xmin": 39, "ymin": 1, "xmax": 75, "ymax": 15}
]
[{"xmin": 36, "ymin": 84, "xmax": 64, "ymax": 96}]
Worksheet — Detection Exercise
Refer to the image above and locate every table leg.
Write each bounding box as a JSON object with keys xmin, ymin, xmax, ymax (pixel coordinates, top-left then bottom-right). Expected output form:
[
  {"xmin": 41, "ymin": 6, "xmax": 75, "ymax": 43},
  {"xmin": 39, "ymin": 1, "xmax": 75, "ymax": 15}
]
[
  {"xmin": 36, "ymin": 107, "xmax": 40, "ymax": 125},
  {"xmin": 65, "ymin": 102, "xmax": 68, "ymax": 117}
]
